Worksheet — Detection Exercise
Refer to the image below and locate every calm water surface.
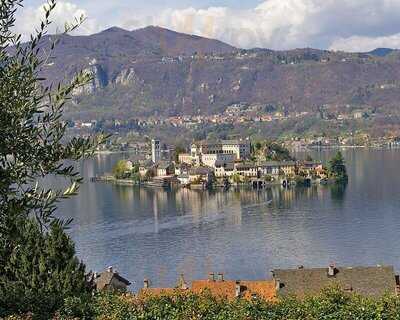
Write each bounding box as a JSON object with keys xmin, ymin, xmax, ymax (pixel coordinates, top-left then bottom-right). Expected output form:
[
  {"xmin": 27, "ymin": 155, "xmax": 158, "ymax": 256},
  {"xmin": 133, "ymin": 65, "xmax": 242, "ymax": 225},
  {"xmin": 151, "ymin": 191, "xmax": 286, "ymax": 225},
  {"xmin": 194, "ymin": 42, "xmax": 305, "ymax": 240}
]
[{"xmin": 57, "ymin": 149, "xmax": 400, "ymax": 291}]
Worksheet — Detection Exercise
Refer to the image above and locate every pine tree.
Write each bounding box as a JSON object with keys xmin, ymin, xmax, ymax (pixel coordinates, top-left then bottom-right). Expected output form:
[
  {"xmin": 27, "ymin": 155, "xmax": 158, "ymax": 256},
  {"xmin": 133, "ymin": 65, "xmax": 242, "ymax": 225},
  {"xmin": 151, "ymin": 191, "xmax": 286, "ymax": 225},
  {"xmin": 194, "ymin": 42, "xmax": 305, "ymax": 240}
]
[
  {"xmin": 328, "ymin": 151, "xmax": 348, "ymax": 182},
  {"xmin": 0, "ymin": 220, "xmax": 91, "ymax": 318}
]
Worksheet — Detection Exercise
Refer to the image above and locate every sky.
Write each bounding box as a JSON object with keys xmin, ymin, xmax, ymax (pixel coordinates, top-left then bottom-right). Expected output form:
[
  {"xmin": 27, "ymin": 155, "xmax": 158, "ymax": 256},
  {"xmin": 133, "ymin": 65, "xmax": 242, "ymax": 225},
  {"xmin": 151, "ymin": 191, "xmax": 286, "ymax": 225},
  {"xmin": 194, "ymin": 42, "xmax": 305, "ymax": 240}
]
[{"xmin": 15, "ymin": 0, "xmax": 400, "ymax": 52}]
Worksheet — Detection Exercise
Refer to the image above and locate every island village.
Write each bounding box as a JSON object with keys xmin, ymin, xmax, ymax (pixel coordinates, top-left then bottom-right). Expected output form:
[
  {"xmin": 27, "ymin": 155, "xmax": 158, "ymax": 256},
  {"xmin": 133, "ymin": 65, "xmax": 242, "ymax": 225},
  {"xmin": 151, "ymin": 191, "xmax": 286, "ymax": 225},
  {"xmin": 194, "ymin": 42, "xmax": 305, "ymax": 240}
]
[{"xmin": 95, "ymin": 138, "xmax": 344, "ymax": 189}]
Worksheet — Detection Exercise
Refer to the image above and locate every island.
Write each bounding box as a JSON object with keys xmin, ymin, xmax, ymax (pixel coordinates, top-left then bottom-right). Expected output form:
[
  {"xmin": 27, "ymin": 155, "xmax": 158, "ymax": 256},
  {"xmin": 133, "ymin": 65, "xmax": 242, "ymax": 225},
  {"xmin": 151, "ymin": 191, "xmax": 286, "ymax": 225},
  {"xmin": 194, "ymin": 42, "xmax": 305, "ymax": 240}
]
[{"xmin": 93, "ymin": 138, "xmax": 348, "ymax": 189}]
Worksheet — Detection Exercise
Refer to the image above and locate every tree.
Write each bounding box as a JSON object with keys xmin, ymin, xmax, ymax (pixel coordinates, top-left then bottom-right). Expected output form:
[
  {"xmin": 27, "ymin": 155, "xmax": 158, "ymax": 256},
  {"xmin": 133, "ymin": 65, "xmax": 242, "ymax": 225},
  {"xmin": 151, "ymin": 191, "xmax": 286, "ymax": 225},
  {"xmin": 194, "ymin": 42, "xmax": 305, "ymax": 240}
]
[
  {"xmin": 112, "ymin": 160, "xmax": 131, "ymax": 179},
  {"xmin": 0, "ymin": 0, "xmax": 104, "ymax": 317},
  {"xmin": 231, "ymin": 173, "xmax": 242, "ymax": 184},
  {"xmin": 329, "ymin": 151, "xmax": 348, "ymax": 182},
  {"xmin": 264, "ymin": 142, "xmax": 294, "ymax": 161},
  {"xmin": 0, "ymin": 220, "xmax": 91, "ymax": 318},
  {"xmin": 144, "ymin": 169, "xmax": 155, "ymax": 181}
]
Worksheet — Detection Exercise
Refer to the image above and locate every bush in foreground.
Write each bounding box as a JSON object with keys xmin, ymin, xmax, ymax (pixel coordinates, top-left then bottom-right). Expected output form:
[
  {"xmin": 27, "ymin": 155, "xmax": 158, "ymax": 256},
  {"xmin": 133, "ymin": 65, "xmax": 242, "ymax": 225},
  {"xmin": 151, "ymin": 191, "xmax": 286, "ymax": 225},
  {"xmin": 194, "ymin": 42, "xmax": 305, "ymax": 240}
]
[{"xmin": 47, "ymin": 287, "xmax": 400, "ymax": 320}]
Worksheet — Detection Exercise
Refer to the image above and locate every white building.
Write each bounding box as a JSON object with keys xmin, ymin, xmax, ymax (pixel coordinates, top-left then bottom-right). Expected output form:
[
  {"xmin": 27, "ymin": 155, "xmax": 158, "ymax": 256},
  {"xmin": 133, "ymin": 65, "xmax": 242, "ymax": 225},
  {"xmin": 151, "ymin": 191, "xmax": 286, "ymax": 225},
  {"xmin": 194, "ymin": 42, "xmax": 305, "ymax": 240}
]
[
  {"xmin": 151, "ymin": 139, "xmax": 161, "ymax": 163},
  {"xmin": 201, "ymin": 153, "xmax": 236, "ymax": 168},
  {"xmin": 215, "ymin": 163, "xmax": 235, "ymax": 177},
  {"xmin": 221, "ymin": 140, "xmax": 251, "ymax": 160},
  {"xmin": 190, "ymin": 139, "xmax": 251, "ymax": 161},
  {"xmin": 181, "ymin": 139, "xmax": 250, "ymax": 168},
  {"xmin": 151, "ymin": 139, "xmax": 175, "ymax": 163}
]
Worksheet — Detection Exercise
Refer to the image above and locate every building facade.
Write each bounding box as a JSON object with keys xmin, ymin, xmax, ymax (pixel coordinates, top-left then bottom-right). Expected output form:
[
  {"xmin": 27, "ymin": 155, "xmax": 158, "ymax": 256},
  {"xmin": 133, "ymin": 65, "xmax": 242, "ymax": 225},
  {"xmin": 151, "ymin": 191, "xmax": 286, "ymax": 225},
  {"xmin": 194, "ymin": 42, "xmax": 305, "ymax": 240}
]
[
  {"xmin": 201, "ymin": 153, "xmax": 236, "ymax": 168},
  {"xmin": 190, "ymin": 139, "xmax": 251, "ymax": 161},
  {"xmin": 151, "ymin": 139, "xmax": 161, "ymax": 163}
]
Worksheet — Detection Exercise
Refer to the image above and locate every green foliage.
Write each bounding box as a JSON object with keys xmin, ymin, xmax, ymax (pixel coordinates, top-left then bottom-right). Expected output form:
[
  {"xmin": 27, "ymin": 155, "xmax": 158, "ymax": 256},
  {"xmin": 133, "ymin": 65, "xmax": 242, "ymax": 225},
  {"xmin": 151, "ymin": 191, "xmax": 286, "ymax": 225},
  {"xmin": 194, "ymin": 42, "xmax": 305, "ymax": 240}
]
[
  {"xmin": 132, "ymin": 164, "xmax": 139, "ymax": 174},
  {"xmin": 88, "ymin": 288, "xmax": 400, "ymax": 320},
  {"xmin": 265, "ymin": 142, "xmax": 295, "ymax": 161},
  {"xmin": 264, "ymin": 174, "xmax": 273, "ymax": 182},
  {"xmin": 231, "ymin": 173, "xmax": 242, "ymax": 184},
  {"xmin": 6, "ymin": 287, "xmax": 400, "ymax": 319},
  {"xmin": 57, "ymin": 294, "xmax": 95, "ymax": 319},
  {"xmin": 0, "ymin": 220, "xmax": 91, "ymax": 319},
  {"xmin": 0, "ymin": 0, "xmax": 105, "ymax": 230},
  {"xmin": 112, "ymin": 160, "xmax": 131, "ymax": 179},
  {"xmin": 130, "ymin": 172, "xmax": 141, "ymax": 182},
  {"xmin": 0, "ymin": 1, "xmax": 104, "ymax": 318},
  {"xmin": 252, "ymin": 140, "xmax": 295, "ymax": 162},
  {"xmin": 328, "ymin": 151, "xmax": 348, "ymax": 182}
]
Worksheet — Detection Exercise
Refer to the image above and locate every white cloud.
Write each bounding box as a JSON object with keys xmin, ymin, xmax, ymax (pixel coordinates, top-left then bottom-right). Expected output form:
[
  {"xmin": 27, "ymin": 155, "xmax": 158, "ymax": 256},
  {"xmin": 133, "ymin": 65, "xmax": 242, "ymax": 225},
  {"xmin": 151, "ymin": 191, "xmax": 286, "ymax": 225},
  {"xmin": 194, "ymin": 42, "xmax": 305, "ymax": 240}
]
[
  {"xmin": 14, "ymin": 0, "xmax": 400, "ymax": 52},
  {"xmin": 122, "ymin": 0, "xmax": 400, "ymax": 51},
  {"xmin": 16, "ymin": 1, "xmax": 101, "ymax": 40},
  {"xmin": 330, "ymin": 34, "xmax": 400, "ymax": 52}
]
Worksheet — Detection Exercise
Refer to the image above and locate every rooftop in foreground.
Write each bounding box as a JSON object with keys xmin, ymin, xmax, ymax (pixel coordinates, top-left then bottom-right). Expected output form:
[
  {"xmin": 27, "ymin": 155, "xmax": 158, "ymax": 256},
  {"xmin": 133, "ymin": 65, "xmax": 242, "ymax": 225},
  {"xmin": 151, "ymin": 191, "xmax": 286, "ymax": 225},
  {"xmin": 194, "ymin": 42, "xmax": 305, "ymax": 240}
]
[{"xmin": 272, "ymin": 265, "xmax": 398, "ymax": 297}]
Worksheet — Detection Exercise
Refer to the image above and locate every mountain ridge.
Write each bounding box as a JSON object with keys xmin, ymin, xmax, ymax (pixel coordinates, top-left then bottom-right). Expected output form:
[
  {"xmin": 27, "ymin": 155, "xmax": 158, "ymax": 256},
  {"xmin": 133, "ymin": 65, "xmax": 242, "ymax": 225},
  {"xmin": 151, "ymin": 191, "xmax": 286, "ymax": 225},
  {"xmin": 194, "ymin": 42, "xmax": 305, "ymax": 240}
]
[{"xmin": 31, "ymin": 26, "xmax": 400, "ymax": 137}]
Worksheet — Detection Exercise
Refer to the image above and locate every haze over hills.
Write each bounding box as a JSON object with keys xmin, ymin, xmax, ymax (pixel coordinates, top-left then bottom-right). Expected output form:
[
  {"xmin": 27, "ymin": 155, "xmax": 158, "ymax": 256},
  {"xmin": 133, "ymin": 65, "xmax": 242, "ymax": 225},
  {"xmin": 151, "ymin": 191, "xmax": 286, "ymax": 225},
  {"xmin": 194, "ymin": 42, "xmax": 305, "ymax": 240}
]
[{"xmin": 35, "ymin": 25, "xmax": 400, "ymax": 136}]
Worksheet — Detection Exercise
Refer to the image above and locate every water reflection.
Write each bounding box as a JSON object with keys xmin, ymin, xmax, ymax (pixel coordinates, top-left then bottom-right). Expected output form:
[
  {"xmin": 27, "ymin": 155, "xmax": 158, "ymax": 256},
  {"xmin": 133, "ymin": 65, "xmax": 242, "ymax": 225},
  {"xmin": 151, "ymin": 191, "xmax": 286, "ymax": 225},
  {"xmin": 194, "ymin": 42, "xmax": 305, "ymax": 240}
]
[
  {"xmin": 330, "ymin": 183, "xmax": 347, "ymax": 203},
  {"xmin": 84, "ymin": 185, "xmax": 332, "ymax": 233},
  {"xmin": 55, "ymin": 149, "xmax": 400, "ymax": 291}
]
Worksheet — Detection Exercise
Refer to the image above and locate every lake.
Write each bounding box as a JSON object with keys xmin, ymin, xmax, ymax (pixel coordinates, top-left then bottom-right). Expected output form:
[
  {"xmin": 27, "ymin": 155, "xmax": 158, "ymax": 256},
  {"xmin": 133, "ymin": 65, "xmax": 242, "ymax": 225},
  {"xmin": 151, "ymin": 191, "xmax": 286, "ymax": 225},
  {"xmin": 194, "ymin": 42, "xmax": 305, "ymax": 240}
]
[{"xmin": 57, "ymin": 148, "xmax": 400, "ymax": 292}]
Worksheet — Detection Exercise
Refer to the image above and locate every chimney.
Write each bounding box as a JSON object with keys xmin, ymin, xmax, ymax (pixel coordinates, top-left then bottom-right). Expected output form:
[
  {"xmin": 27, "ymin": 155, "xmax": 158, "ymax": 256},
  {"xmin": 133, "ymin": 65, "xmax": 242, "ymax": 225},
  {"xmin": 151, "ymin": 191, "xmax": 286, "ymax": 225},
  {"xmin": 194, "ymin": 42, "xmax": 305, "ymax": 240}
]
[
  {"xmin": 208, "ymin": 272, "xmax": 215, "ymax": 281},
  {"xmin": 178, "ymin": 274, "xmax": 188, "ymax": 290},
  {"xmin": 144, "ymin": 278, "xmax": 150, "ymax": 288},
  {"xmin": 328, "ymin": 264, "xmax": 336, "ymax": 277},
  {"xmin": 217, "ymin": 273, "xmax": 224, "ymax": 281},
  {"xmin": 235, "ymin": 280, "xmax": 241, "ymax": 298},
  {"xmin": 107, "ymin": 266, "xmax": 113, "ymax": 273},
  {"xmin": 275, "ymin": 278, "xmax": 281, "ymax": 291}
]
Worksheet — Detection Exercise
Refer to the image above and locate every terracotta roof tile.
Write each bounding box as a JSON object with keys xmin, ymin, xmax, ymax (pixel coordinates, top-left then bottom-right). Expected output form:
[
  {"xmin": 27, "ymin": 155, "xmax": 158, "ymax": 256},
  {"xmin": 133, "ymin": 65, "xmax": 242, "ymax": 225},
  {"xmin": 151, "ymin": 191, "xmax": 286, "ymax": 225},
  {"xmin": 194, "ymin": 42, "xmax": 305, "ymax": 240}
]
[
  {"xmin": 241, "ymin": 280, "xmax": 277, "ymax": 301},
  {"xmin": 192, "ymin": 280, "xmax": 237, "ymax": 299},
  {"xmin": 192, "ymin": 279, "xmax": 277, "ymax": 301}
]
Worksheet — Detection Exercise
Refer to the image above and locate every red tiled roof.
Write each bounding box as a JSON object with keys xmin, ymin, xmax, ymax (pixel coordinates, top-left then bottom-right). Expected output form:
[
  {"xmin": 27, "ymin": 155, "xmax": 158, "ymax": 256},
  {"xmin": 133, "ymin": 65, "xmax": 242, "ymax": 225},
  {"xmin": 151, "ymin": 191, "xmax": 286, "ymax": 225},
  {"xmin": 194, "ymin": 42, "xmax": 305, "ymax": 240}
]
[
  {"xmin": 192, "ymin": 279, "xmax": 277, "ymax": 301},
  {"xmin": 241, "ymin": 280, "xmax": 277, "ymax": 301},
  {"xmin": 192, "ymin": 280, "xmax": 237, "ymax": 299}
]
